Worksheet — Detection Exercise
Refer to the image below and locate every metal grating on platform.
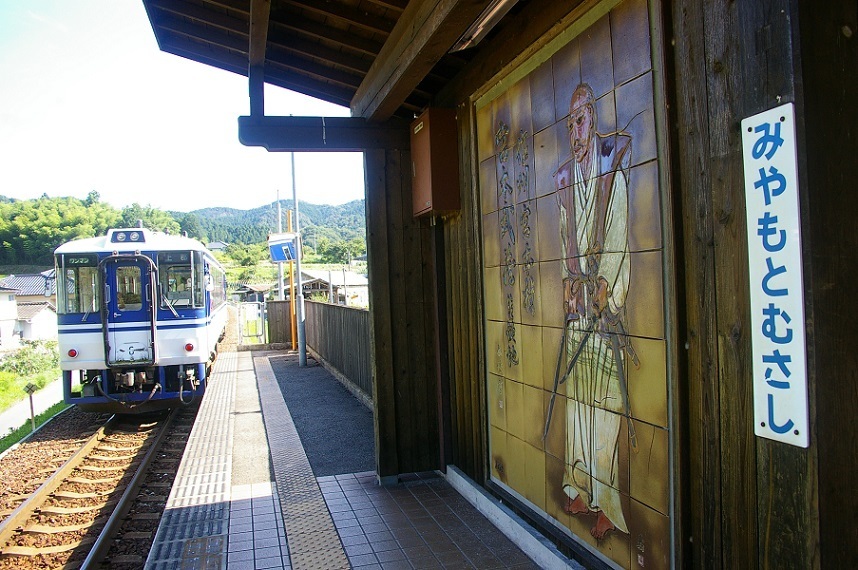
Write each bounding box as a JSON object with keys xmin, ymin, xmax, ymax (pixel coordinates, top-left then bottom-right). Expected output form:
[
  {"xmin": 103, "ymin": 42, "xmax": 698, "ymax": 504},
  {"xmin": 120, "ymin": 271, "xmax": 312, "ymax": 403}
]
[
  {"xmin": 254, "ymin": 354, "xmax": 350, "ymax": 570},
  {"xmin": 145, "ymin": 352, "xmax": 237, "ymax": 570}
]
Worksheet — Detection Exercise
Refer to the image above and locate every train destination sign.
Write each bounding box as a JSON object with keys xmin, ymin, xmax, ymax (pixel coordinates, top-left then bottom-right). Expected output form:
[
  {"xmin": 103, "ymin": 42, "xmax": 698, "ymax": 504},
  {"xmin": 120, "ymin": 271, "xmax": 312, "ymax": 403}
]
[
  {"xmin": 62, "ymin": 254, "xmax": 98, "ymax": 267},
  {"xmin": 741, "ymin": 102, "xmax": 809, "ymax": 448}
]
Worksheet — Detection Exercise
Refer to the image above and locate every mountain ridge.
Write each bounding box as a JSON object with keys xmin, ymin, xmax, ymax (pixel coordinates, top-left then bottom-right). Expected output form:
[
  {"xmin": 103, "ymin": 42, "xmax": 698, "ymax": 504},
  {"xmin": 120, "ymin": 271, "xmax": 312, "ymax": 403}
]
[{"xmin": 173, "ymin": 198, "xmax": 366, "ymax": 245}]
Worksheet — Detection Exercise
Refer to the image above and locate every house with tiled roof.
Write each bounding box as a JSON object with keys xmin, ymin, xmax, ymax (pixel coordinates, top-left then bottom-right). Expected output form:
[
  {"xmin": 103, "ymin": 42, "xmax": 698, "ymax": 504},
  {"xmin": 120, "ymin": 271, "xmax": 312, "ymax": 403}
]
[
  {"xmin": 0, "ymin": 270, "xmax": 56, "ymax": 306},
  {"xmin": 15, "ymin": 301, "xmax": 57, "ymax": 341}
]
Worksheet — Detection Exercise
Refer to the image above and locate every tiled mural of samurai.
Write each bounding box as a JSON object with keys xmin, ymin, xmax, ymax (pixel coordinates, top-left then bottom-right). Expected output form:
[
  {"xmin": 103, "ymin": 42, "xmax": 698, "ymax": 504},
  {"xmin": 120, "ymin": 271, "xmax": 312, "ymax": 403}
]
[
  {"xmin": 551, "ymin": 82, "xmax": 637, "ymax": 540},
  {"xmin": 479, "ymin": 0, "xmax": 670, "ymax": 566}
]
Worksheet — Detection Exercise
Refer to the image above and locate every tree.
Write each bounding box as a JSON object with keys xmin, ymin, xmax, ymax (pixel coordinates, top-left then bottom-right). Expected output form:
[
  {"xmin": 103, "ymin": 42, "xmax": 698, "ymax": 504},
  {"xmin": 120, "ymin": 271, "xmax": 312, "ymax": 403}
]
[
  {"xmin": 224, "ymin": 243, "xmax": 267, "ymax": 267},
  {"xmin": 0, "ymin": 196, "xmax": 120, "ymax": 265},
  {"xmin": 179, "ymin": 213, "xmax": 206, "ymax": 241},
  {"xmin": 119, "ymin": 204, "xmax": 180, "ymax": 234},
  {"xmin": 346, "ymin": 236, "xmax": 366, "ymax": 259},
  {"xmin": 316, "ymin": 238, "xmax": 350, "ymax": 263}
]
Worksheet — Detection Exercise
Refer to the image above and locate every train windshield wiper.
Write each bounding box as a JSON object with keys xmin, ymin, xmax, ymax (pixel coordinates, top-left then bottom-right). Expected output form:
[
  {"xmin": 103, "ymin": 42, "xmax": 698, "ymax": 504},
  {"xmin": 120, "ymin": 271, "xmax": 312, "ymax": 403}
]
[
  {"xmin": 81, "ymin": 300, "xmax": 95, "ymax": 322},
  {"xmin": 161, "ymin": 293, "xmax": 180, "ymax": 318}
]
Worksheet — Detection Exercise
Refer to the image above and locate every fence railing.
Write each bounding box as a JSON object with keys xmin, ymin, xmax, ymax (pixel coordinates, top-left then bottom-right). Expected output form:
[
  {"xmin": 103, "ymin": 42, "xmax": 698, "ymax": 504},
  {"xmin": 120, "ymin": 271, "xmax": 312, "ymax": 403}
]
[{"xmin": 304, "ymin": 300, "xmax": 372, "ymax": 401}]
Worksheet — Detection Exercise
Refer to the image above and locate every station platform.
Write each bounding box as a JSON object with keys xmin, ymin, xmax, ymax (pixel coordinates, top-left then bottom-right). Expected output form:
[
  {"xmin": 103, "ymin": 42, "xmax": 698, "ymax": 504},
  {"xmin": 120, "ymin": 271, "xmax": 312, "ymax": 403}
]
[{"xmin": 144, "ymin": 350, "xmax": 580, "ymax": 570}]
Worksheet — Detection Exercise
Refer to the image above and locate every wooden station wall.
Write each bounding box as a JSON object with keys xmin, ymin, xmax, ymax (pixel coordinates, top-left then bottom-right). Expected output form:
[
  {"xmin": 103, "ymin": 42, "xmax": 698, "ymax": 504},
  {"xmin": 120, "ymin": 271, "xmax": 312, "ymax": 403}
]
[
  {"xmin": 364, "ymin": 148, "xmax": 441, "ymax": 479},
  {"xmin": 420, "ymin": 0, "xmax": 857, "ymax": 568}
]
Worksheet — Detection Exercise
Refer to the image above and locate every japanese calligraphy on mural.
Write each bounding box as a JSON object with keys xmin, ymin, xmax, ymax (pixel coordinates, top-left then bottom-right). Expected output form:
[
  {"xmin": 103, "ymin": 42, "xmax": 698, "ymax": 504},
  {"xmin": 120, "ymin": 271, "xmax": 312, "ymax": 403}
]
[
  {"xmin": 478, "ymin": 0, "xmax": 671, "ymax": 567},
  {"xmin": 741, "ymin": 103, "xmax": 809, "ymax": 448}
]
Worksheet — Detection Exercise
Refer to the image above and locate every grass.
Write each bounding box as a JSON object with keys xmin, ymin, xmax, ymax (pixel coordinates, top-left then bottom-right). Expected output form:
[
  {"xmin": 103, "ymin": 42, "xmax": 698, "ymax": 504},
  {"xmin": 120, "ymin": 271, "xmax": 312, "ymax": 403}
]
[
  {"xmin": 0, "ymin": 402, "xmax": 71, "ymax": 455},
  {"xmin": 0, "ymin": 368, "xmax": 61, "ymax": 413}
]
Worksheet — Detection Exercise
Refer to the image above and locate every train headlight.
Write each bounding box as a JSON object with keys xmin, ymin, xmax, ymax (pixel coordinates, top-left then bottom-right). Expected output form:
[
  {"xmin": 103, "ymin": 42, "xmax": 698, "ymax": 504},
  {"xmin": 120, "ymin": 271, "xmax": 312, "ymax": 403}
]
[
  {"xmin": 67, "ymin": 349, "xmax": 78, "ymax": 358},
  {"xmin": 184, "ymin": 343, "xmax": 194, "ymax": 352}
]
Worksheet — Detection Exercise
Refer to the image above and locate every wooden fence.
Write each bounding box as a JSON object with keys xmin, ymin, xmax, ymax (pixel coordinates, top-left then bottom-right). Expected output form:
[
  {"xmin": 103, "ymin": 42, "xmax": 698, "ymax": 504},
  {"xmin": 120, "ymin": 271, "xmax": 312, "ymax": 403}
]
[
  {"xmin": 304, "ymin": 300, "xmax": 372, "ymax": 401},
  {"xmin": 266, "ymin": 300, "xmax": 293, "ymax": 344}
]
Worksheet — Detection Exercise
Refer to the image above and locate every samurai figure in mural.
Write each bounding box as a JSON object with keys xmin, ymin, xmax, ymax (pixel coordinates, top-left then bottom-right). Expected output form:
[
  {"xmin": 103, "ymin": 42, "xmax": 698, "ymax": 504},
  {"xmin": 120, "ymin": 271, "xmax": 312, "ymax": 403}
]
[{"xmin": 551, "ymin": 82, "xmax": 639, "ymax": 540}]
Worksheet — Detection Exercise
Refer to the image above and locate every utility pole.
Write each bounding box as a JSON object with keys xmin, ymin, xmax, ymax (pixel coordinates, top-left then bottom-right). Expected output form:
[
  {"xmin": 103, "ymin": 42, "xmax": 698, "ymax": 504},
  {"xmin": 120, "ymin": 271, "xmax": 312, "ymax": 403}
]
[
  {"xmin": 288, "ymin": 210, "xmax": 296, "ymax": 351},
  {"xmin": 292, "ymin": 152, "xmax": 307, "ymax": 366},
  {"xmin": 276, "ymin": 189, "xmax": 284, "ymax": 301}
]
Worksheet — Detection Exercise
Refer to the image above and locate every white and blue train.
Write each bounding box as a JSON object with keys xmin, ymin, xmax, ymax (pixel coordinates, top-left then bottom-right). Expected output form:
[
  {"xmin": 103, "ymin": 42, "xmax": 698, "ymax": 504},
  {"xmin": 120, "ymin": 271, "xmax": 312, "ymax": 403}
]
[{"xmin": 54, "ymin": 227, "xmax": 228, "ymax": 413}]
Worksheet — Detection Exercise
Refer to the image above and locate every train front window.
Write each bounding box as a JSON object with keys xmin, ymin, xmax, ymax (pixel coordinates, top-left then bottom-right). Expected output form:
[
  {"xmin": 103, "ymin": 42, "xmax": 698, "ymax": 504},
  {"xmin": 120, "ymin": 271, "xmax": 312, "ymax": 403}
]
[
  {"xmin": 57, "ymin": 265, "xmax": 99, "ymax": 315},
  {"xmin": 116, "ymin": 266, "xmax": 143, "ymax": 312},
  {"xmin": 159, "ymin": 252, "xmax": 203, "ymax": 309}
]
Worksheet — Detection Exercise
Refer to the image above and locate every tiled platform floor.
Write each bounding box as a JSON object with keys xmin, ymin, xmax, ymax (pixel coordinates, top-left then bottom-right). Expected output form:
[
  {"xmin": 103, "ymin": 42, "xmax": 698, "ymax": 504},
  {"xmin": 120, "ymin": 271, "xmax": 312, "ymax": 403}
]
[
  {"xmin": 321, "ymin": 472, "xmax": 539, "ymax": 569},
  {"xmin": 147, "ymin": 350, "xmax": 565, "ymax": 569}
]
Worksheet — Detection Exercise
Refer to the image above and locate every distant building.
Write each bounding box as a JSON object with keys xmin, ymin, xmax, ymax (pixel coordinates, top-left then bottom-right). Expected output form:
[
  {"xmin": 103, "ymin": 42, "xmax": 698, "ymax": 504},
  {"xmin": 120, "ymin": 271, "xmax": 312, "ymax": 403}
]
[
  {"xmin": 15, "ymin": 301, "xmax": 57, "ymax": 341},
  {"xmin": 206, "ymin": 241, "xmax": 230, "ymax": 253},
  {"xmin": 283, "ymin": 269, "xmax": 369, "ymax": 307},
  {"xmin": 0, "ymin": 270, "xmax": 56, "ymax": 306},
  {"xmin": 232, "ymin": 283, "xmax": 271, "ymax": 303},
  {"xmin": 0, "ymin": 286, "xmax": 18, "ymax": 348}
]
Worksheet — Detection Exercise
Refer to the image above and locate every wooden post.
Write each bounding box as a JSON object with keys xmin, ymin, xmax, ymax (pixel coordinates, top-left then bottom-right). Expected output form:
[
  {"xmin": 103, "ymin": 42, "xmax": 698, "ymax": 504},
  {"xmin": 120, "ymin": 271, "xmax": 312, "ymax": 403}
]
[{"xmin": 24, "ymin": 383, "xmax": 37, "ymax": 432}]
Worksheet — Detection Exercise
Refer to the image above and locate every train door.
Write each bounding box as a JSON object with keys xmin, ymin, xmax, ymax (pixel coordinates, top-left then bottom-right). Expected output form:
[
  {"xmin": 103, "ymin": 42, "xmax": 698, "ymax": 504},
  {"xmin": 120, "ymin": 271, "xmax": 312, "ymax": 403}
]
[{"xmin": 103, "ymin": 256, "xmax": 157, "ymax": 366}]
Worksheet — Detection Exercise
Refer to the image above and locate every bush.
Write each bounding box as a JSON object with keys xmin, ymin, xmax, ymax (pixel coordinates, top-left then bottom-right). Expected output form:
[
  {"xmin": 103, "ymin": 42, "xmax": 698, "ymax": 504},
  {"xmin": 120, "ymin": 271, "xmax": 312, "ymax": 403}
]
[
  {"xmin": 0, "ymin": 340, "xmax": 61, "ymax": 413},
  {"xmin": 0, "ymin": 339, "xmax": 59, "ymax": 376}
]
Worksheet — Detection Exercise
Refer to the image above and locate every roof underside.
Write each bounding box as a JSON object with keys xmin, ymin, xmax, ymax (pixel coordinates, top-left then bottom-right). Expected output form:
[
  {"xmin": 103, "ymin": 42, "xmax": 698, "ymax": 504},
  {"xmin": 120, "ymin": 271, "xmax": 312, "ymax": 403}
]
[{"xmin": 143, "ymin": 0, "xmax": 488, "ymax": 120}]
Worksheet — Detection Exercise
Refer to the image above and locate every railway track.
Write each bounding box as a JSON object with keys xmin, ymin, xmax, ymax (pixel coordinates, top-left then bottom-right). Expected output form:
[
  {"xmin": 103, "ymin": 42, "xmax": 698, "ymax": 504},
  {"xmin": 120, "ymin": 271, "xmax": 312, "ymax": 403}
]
[{"xmin": 0, "ymin": 410, "xmax": 178, "ymax": 569}]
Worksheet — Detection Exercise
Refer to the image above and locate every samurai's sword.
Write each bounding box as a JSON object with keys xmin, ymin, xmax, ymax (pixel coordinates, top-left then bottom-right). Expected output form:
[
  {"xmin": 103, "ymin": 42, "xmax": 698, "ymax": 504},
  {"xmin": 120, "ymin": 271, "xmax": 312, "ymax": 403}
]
[
  {"xmin": 610, "ymin": 333, "xmax": 638, "ymax": 451},
  {"xmin": 542, "ymin": 317, "xmax": 594, "ymax": 440}
]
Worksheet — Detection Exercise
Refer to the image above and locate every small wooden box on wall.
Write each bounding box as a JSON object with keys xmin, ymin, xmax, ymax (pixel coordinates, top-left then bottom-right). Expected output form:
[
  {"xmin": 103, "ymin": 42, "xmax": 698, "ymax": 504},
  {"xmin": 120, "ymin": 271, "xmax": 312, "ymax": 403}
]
[{"xmin": 410, "ymin": 108, "xmax": 460, "ymax": 218}]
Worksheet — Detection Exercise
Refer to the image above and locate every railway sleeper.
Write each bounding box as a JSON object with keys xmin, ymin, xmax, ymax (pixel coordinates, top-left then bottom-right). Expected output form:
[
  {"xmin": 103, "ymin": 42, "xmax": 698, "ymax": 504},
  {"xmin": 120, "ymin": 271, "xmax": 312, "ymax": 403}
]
[
  {"xmin": 38, "ymin": 499, "xmax": 116, "ymax": 515},
  {"xmin": 121, "ymin": 531, "xmax": 153, "ymax": 540},
  {"xmin": 68, "ymin": 475, "xmax": 125, "ymax": 484},
  {"xmin": 51, "ymin": 489, "xmax": 112, "ymax": 499},
  {"xmin": 78, "ymin": 462, "xmax": 139, "ymax": 472},
  {"xmin": 98, "ymin": 445, "xmax": 145, "ymax": 452},
  {"xmin": 89, "ymin": 453, "xmax": 139, "ymax": 461},
  {"xmin": 2, "ymin": 535, "xmax": 95, "ymax": 555},
  {"xmin": 23, "ymin": 518, "xmax": 105, "ymax": 534}
]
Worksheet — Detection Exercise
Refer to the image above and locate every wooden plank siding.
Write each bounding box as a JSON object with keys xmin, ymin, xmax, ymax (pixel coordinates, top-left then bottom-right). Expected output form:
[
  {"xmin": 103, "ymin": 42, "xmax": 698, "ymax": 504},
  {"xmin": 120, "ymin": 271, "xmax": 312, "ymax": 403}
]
[
  {"xmin": 670, "ymin": 0, "xmax": 818, "ymax": 567},
  {"xmin": 266, "ymin": 300, "xmax": 293, "ymax": 344},
  {"xmin": 304, "ymin": 300, "xmax": 373, "ymax": 399},
  {"xmin": 796, "ymin": 2, "xmax": 857, "ymax": 566},
  {"xmin": 438, "ymin": 100, "xmax": 487, "ymax": 483},
  {"xmin": 364, "ymin": 148, "xmax": 441, "ymax": 479}
]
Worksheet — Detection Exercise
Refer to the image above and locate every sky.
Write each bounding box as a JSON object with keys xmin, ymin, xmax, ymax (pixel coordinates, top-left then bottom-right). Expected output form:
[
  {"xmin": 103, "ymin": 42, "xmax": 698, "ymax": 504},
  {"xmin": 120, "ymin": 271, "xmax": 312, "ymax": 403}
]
[{"xmin": 0, "ymin": 1, "xmax": 366, "ymax": 213}]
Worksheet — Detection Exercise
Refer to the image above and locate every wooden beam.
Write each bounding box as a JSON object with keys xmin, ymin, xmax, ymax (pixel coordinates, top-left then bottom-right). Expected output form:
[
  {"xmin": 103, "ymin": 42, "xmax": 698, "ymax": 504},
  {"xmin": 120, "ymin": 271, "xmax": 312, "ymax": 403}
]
[
  {"xmin": 155, "ymin": 12, "xmax": 246, "ymax": 51},
  {"xmin": 267, "ymin": 30, "xmax": 373, "ymax": 75},
  {"xmin": 363, "ymin": 0, "xmax": 409, "ymax": 11},
  {"xmin": 238, "ymin": 115, "xmax": 409, "ymax": 151},
  {"xmin": 266, "ymin": 49, "xmax": 364, "ymax": 90},
  {"xmin": 248, "ymin": 0, "xmax": 270, "ymax": 117},
  {"xmin": 148, "ymin": 0, "xmax": 247, "ymax": 34},
  {"xmin": 350, "ymin": 0, "xmax": 494, "ymax": 121},
  {"xmin": 283, "ymin": 0, "xmax": 397, "ymax": 35},
  {"xmin": 273, "ymin": 15, "xmax": 384, "ymax": 57}
]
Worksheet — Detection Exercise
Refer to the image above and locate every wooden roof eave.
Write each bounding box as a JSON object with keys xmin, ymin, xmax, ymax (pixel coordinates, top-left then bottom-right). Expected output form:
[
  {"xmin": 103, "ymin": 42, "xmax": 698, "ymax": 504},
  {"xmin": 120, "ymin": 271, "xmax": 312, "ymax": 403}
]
[
  {"xmin": 239, "ymin": 0, "xmax": 411, "ymax": 152},
  {"xmin": 350, "ymin": 0, "xmax": 496, "ymax": 121}
]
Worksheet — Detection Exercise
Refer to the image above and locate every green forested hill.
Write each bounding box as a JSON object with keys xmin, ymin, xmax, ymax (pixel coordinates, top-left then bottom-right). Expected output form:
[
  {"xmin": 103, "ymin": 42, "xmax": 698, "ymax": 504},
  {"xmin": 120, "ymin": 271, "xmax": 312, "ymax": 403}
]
[
  {"xmin": 0, "ymin": 194, "xmax": 365, "ymax": 266},
  {"xmin": 184, "ymin": 199, "xmax": 366, "ymax": 245}
]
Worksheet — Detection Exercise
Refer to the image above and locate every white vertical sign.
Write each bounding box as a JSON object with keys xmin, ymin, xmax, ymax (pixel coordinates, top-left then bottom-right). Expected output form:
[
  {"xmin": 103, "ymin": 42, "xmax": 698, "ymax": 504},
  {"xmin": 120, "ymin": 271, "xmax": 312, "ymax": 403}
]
[{"xmin": 741, "ymin": 102, "xmax": 809, "ymax": 448}]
